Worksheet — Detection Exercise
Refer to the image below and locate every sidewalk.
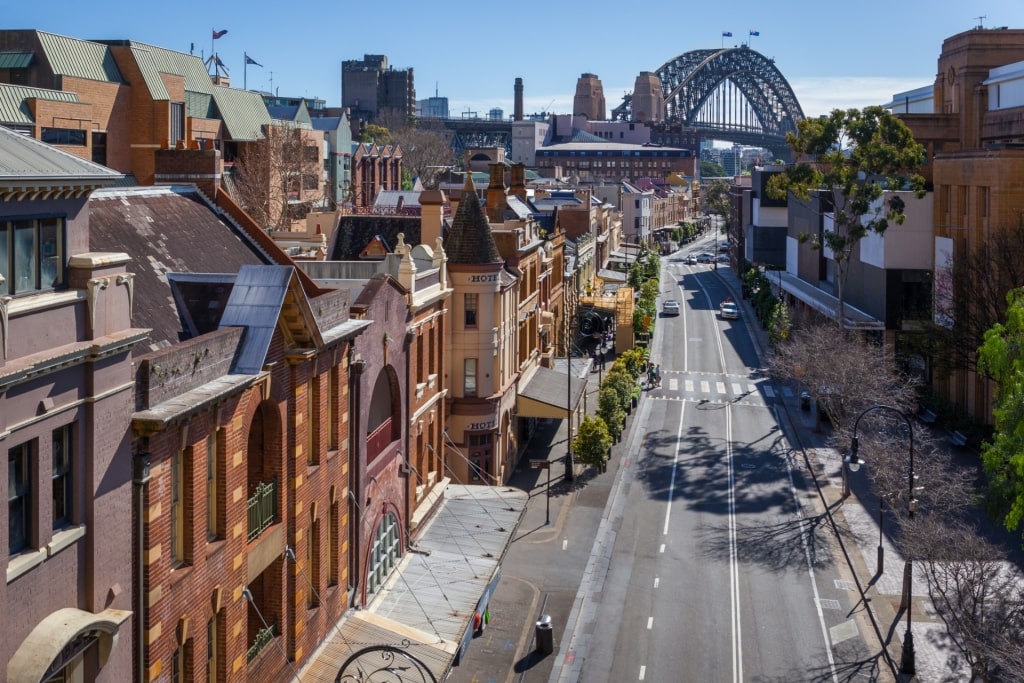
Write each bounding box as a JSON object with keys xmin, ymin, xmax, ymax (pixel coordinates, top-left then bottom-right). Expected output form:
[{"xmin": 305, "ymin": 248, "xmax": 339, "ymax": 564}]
[{"xmin": 715, "ymin": 263, "xmax": 970, "ymax": 682}]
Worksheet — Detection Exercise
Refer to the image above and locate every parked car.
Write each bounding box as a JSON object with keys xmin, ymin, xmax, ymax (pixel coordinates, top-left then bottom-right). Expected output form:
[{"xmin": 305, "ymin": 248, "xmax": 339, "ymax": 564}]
[
  {"xmin": 719, "ymin": 301, "xmax": 739, "ymax": 319},
  {"xmin": 683, "ymin": 254, "xmax": 697, "ymax": 265},
  {"xmin": 696, "ymin": 252, "xmax": 715, "ymax": 264},
  {"xmin": 663, "ymin": 299, "xmax": 681, "ymax": 316}
]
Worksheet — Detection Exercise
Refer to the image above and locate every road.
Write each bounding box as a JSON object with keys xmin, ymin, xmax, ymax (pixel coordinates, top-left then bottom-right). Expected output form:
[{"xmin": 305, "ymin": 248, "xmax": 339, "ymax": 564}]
[{"xmin": 563, "ymin": 237, "xmax": 875, "ymax": 682}]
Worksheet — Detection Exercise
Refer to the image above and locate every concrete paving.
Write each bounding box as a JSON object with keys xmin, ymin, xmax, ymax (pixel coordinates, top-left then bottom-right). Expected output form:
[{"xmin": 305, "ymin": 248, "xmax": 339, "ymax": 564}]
[{"xmin": 447, "ymin": 258, "xmax": 976, "ymax": 683}]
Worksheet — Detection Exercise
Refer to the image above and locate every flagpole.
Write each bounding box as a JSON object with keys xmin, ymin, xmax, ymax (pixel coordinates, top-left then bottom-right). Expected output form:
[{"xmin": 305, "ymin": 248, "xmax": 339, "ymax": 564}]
[{"xmin": 244, "ymin": 53, "xmax": 247, "ymax": 91}]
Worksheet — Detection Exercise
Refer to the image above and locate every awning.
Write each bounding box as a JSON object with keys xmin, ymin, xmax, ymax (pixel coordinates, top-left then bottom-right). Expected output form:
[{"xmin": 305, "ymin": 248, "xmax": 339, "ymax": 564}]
[
  {"xmin": 298, "ymin": 485, "xmax": 527, "ymax": 681},
  {"xmin": 597, "ymin": 268, "xmax": 627, "ymax": 283},
  {"xmin": 0, "ymin": 51, "xmax": 33, "ymax": 69},
  {"xmin": 779, "ymin": 272, "xmax": 883, "ymax": 330},
  {"xmin": 516, "ymin": 358, "xmax": 590, "ymax": 419}
]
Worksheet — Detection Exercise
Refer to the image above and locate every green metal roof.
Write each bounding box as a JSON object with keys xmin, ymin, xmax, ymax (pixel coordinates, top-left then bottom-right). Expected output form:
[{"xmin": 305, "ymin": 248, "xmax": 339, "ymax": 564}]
[
  {"xmin": 0, "ymin": 83, "xmax": 79, "ymax": 125},
  {"xmin": 36, "ymin": 31, "xmax": 123, "ymax": 83},
  {"xmin": 210, "ymin": 86, "xmax": 270, "ymax": 141},
  {"xmin": 129, "ymin": 45, "xmax": 170, "ymax": 101},
  {"xmin": 125, "ymin": 41, "xmax": 214, "ymax": 95},
  {"xmin": 0, "ymin": 124, "xmax": 122, "ymax": 182},
  {"xmin": 0, "ymin": 51, "xmax": 33, "ymax": 69}
]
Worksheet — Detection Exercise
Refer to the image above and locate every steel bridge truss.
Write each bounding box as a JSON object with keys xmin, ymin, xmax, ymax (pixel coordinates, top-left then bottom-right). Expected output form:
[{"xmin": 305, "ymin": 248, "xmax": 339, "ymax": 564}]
[{"xmin": 618, "ymin": 46, "xmax": 805, "ymax": 155}]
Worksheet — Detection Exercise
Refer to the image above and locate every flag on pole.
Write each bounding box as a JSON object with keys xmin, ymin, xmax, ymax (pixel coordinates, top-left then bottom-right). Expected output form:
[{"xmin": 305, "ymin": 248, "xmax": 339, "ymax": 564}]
[
  {"xmin": 749, "ymin": 30, "xmax": 760, "ymax": 36},
  {"xmin": 722, "ymin": 31, "xmax": 732, "ymax": 37},
  {"xmin": 212, "ymin": 29, "xmax": 228, "ymax": 39},
  {"xmin": 245, "ymin": 53, "xmax": 262, "ymax": 67}
]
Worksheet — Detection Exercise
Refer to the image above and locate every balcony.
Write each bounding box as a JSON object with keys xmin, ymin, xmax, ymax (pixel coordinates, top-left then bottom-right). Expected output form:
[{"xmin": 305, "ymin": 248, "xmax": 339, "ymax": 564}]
[
  {"xmin": 367, "ymin": 418, "xmax": 394, "ymax": 461},
  {"xmin": 247, "ymin": 479, "xmax": 277, "ymax": 543},
  {"xmin": 247, "ymin": 623, "xmax": 277, "ymax": 663}
]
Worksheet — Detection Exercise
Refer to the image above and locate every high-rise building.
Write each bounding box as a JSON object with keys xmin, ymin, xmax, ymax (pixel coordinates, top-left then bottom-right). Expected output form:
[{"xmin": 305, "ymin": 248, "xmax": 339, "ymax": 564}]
[{"xmin": 342, "ymin": 54, "xmax": 416, "ymax": 122}]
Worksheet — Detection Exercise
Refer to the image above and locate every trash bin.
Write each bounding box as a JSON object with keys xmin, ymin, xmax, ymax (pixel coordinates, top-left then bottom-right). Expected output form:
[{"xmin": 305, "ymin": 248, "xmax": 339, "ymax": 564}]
[
  {"xmin": 535, "ymin": 614, "xmax": 554, "ymax": 654},
  {"xmin": 800, "ymin": 392, "xmax": 811, "ymax": 411}
]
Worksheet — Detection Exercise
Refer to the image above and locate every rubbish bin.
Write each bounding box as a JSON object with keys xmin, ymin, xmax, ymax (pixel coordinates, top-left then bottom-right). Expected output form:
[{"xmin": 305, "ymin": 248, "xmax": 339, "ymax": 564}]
[
  {"xmin": 535, "ymin": 614, "xmax": 554, "ymax": 654},
  {"xmin": 800, "ymin": 392, "xmax": 811, "ymax": 411}
]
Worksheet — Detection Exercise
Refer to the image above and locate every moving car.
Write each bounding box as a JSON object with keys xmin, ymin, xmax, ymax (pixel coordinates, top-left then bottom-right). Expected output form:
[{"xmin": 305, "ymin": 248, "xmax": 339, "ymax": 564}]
[
  {"xmin": 683, "ymin": 254, "xmax": 697, "ymax": 265},
  {"xmin": 696, "ymin": 252, "xmax": 715, "ymax": 264},
  {"xmin": 663, "ymin": 299, "xmax": 681, "ymax": 316},
  {"xmin": 719, "ymin": 301, "xmax": 739, "ymax": 319}
]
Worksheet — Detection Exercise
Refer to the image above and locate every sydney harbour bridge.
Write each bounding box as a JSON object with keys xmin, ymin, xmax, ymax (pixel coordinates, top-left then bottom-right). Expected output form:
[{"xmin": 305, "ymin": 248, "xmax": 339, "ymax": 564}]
[{"xmin": 438, "ymin": 44, "xmax": 805, "ymax": 162}]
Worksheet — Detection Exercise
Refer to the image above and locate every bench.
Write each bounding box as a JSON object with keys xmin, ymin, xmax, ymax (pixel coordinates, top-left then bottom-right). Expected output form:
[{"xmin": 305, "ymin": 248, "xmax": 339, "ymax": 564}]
[
  {"xmin": 948, "ymin": 430, "xmax": 968, "ymax": 447},
  {"xmin": 918, "ymin": 408, "xmax": 937, "ymax": 424}
]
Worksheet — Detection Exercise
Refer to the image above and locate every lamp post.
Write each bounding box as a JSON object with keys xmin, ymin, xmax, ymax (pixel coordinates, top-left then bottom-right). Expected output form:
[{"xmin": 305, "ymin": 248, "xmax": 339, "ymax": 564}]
[{"xmin": 849, "ymin": 404, "xmax": 916, "ymax": 677}]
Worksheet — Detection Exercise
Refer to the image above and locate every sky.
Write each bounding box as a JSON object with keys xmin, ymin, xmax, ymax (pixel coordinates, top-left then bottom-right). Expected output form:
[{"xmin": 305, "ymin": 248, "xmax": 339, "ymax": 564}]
[{"xmin": 8, "ymin": 0, "xmax": 1024, "ymax": 121}]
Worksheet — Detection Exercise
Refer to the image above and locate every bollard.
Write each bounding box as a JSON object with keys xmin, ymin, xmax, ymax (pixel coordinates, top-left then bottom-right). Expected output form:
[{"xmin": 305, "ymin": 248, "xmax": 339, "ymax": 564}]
[{"xmin": 535, "ymin": 614, "xmax": 554, "ymax": 654}]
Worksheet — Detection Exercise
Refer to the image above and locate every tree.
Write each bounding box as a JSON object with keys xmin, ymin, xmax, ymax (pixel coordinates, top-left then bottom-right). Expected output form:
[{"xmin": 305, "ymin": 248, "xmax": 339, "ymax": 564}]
[
  {"xmin": 703, "ymin": 178, "xmax": 732, "ymax": 219},
  {"xmin": 232, "ymin": 122, "xmax": 326, "ymax": 232},
  {"xmin": 978, "ymin": 288, "xmax": 1024, "ymax": 540},
  {"xmin": 701, "ymin": 160, "xmax": 727, "ymax": 179},
  {"xmin": 597, "ymin": 386, "xmax": 625, "ymax": 441},
  {"xmin": 904, "ymin": 517, "xmax": 1024, "ymax": 682},
  {"xmin": 931, "ymin": 217, "xmax": 1024, "ymax": 377},
  {"xmin": 766, "ymin": 106, "xmax": 926, "ymax": 329},
  {"xmin": 357, "ymin": 123, "xmax": 391, "ymax": 144},
  {"xmin": 390, "ymin": 122, "xmax": 456, "ymax": 189},
  {"xmin": 573, "ymin": 415, "xmax": 612, "ymax": 471}
]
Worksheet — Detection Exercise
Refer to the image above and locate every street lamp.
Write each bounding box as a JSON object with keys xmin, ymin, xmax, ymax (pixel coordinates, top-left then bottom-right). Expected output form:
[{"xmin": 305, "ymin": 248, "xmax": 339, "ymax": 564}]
[{"xmin": 849, "ymin": 404, "xmax": 916, "ymax": 677}]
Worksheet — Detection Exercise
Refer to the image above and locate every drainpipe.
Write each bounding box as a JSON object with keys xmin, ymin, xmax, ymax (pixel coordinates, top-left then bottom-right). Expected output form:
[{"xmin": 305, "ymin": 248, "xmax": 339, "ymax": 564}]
[
  {"xmin": 132, "ymin": 452, "xmax": 152, "ymax": 683},
  {"xmin": 403, "ymin": 329, "xmax": 413, "ymax": 547}
]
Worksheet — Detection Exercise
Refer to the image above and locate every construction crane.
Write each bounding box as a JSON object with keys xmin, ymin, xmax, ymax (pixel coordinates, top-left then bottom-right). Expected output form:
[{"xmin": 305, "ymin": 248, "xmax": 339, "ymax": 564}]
[{"xmin": 540, "ymin": 98, "xmax": 555, "ymax": 115}]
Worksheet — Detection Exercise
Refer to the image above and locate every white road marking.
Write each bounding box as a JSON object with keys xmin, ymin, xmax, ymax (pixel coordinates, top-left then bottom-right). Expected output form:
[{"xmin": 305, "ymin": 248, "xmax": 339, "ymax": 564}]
[
  {"xmin": 685, "ymin": 379, "xmax": 694, "ymax": 392},
  {"xmin": 716, "ymin": 381, "xmax": 726, "ymax": 394},
  {"xmin": 669, "ymin": 378, "xmax": 678, "ymax": 390},
  {"xmin": 663, "ymin": 403, "xmax": 686, "ymax": 536},
  {"xmin": 639, "ymin": 665, "xmax": 647, "ymax": 680},
  {"xmin": 647, "ymin": 617, "xmax": 654, "ymax": 630},
  {"xmin": 562, "ymin": 539, "xmax": 568, "ymax": 550},
  {"xmin": 732, "ymin": 382, "xmax": 742, "ymax": 394},
  {"xmin": 700, "ymin": 380, "xmax": 710, "ymax": 393},
  {"xmin": 653, "ymin": 577, "xmax": 660, "ymax": 588}
]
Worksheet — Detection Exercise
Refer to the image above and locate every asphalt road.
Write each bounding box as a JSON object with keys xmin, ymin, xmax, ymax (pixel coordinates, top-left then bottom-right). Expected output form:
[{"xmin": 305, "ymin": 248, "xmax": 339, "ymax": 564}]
[{"xmin": 566, "ymin": 242, "xmax": 875, "ymax": 682}]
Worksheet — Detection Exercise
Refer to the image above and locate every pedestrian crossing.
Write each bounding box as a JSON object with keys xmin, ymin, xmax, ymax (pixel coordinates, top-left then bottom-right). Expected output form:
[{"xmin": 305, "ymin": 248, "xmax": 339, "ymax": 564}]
[{"xmin": 648, "ymin": 373, "xmax": 794, "ymax": 406}]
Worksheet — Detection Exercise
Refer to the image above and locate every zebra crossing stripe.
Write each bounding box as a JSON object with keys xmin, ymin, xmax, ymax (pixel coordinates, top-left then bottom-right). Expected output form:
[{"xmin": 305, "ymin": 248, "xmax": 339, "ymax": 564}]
[
  {"xmin": 732, "ymin": 383, "xmax": 742, "ymax": 394},
  {"xmin": 716, "ymin": 381, "xmax": 726, "ymax": 394},
  {"xmin": 685, "ymin": 380, "xmax": 694, "ymax": 392},
  {"xmin": 700, "ymin": 380, "xmax": 710, "ymax": 393}
]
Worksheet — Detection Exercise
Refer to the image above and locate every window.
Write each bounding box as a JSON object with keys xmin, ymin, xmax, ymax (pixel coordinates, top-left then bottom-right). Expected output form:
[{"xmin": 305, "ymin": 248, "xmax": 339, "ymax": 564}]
[
  {"xmin": 171, "ymin": 451, "xmax": 185, "ymax": 566},
  {"xmin": 305, "ymin": 379, "xmax": 316, "ymax": 465},
  {"xmin": 206, "ymin": 432, "xmax": 219, "ymax": 540},
  {"xmin": 464, "ymin": 358, "xmax": 478, "ymax": 397},
  {"xmin": 206, "ymin": 616, "xmax": 219, "ymax": 683},
  {"xmin": 325, "ymin": 369, "xmax": 337, "ymax": 450},
  {"xmin": 367, "ymin": 512, "xmax": 401, "ymax": 594},
  {"xmin": 170, "ymin": 103, "xmax": 185, "ymax": 147},
  {"xmin": 464, "ymin": 293, "xmax": 478, "ymax": 327},
  {"xmin": 52, "ymin": 425, "xmax": 73, "ymax": 530},
  {"xmin": 40, "ymin": 128, "xmax": 86, "ymax": 146},
  {"xmin": 8, "ymin": 442, "xmax": 32, "ymax": 555},
  {"xmin": 172, "ymin": 642, "xmax": 187, "ymax": 683},
  {"xmin": 91, "ymin": 132, "xmax": 107, "ymax": 166},
  {"xmin": 0, "ymin": 217, "xmax": 64, "ymax": 296},
  {"xmin": 327, "ymin": 500, "xmax": 338, "ymax": 587},
  {"xmin": 308, "ymin": 516, "xmax": 321, "ymax": 607}
]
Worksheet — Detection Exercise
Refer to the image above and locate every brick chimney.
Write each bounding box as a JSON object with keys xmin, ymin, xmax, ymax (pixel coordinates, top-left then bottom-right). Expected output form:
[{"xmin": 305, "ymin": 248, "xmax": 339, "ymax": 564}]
[
  {"xmin": 510, "ymin": 163, "xmax": 526, "ymax": 201},
  {"xmin": 486, "ymin": 163, "xmax": 507, "ymax": 222},
  {"xmin": 154, "ymin": 147, "xmax": 222, "ymax": 199},
  {"xmin": 514, "ymin": 77, "xmax": 524, "ymax": 122}
]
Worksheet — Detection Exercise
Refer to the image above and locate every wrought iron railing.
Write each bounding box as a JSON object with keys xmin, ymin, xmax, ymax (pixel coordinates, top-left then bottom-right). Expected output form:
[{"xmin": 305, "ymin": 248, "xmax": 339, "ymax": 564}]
[{"xmin": 247, "ymin": 479, "xmax": 276, "ymax": 542}]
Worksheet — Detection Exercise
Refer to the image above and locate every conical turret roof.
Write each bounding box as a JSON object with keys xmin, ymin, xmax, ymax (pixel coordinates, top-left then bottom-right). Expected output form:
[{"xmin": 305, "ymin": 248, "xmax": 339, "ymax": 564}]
[{"xmin": 446, "ymin": 172, "xmax": 502, "ymax": 265}]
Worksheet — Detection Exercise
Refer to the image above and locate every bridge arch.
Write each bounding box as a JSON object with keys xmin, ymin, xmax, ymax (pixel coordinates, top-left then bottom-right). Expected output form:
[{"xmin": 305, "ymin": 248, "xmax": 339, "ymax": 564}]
[{"xmin": 616, "ymin": 45, "xmax": 805, "ymax": 158}]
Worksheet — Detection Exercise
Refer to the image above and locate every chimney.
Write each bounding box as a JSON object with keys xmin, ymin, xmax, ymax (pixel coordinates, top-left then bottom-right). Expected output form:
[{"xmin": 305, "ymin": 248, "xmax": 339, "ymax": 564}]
[
  {"xmin": 514, "ymin": 77, "xmax": 524, "ymax": 121},
  {"xmin": 510, "ymin": 163, "xmax": 526, "ymax": 201},
  {"xmin": 486, "ymin": 163, "xmax": 507, "ymax": 222},
  {"xmin": 153, "ymin": 147, "xmax": 222, "ymax": 199},
  {"xmin": 419, "ymin": 189, "xmax": 447, "ymax": 247}
]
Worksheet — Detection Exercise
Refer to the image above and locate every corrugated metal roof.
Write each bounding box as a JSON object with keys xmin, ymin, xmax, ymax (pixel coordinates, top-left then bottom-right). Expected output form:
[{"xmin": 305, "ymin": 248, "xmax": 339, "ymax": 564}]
[
  {"xmin": 210, "ymin": 86, "xmax": 270, "ymax": 141},
  {"xmin": 185, "ymin": 91, "xmax": 215, "ymax": 119},
  {"xmin": 0, "ymin": 51, "xmax": 33, "ymax": 69},
  {"xmin": 0, "ymin": 124, "xmax": 121, "ymax": 180},
  {"xmin": 0, "ymin": 83, "xmax": 79, "ymax": 125},
  {"xmin": 37, "ymin": 31, "xmax": 123, "ymax": 83},
  {"xmin": 298, "ymin": 485, "xmax": 527, "ymax": 682},
  {"xmin": 129, "ymin": 45, "xmax": 170, "ymax": 101},
  {"xmin": 125, "ymin": 41, "xmax": 213, "ymax": 94}
]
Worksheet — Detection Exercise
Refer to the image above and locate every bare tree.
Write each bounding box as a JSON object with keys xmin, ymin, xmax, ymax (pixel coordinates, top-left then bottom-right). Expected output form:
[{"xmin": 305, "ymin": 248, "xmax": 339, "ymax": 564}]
[
  {"xmin": 904, "ymin": 517, "xmax": 1024, "ymax": 682},
  {"xmin": 931, "ymin": 216, "xmax": 1024, "ymax": 377},
  {"xmin": 232, "ymin": 122, "xmax": 326, "ymax": 232},
  {"xmin": 765, "ymin": 318, "xmax": 919, "ymax": 433}
]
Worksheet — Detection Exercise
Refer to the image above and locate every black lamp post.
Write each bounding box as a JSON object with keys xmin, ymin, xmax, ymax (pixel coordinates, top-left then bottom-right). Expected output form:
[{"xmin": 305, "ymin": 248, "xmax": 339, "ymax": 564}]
[{"xmin": 850, "ymin": 405, "xmax": 916, "ymax": 677}]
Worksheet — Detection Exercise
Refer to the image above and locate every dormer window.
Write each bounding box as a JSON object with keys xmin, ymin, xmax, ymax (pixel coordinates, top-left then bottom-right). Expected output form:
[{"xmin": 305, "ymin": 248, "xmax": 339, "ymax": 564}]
[{"xmin": 0, "ymin": 217, "xmax": 64, "ymax": 296}]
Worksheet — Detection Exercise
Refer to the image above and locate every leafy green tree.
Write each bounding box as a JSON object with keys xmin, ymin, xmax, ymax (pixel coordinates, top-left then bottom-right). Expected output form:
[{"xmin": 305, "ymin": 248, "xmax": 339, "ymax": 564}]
[
  {"xmin": 767, "ymin": 106, "xmax": 926, "ymax": 329},
  {"xmin": 703, "ymin": 178, "xmax": 732, "ymax": 220},
  {"xmin": 978, "ymin": 288, "xmax": 1024, "ymax": 540},
  {"xmin": 603, "ymin": 366, "xmax": 635, "ymax": 412},
  {"xmin": 701, "ymin": 160, "xmax": 727, "ymax": 178},
  {"xmin": 358, "ymin": 124, "xmax": 391, "ymax": 144},
  {"xmin": 768, "ymin": 300, "xmax": 790, "ymax": 347},
  {"xmin": 573, "ymin": 415, "xmax": 613, "ymax": 471},
  {"xmin": 597, "ymin": 386, "xmax": 625, "ymax": 441}
]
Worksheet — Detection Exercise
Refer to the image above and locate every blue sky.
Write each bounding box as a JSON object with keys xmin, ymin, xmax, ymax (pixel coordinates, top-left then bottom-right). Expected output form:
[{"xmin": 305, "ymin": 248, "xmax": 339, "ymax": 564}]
[{"xmin": 8, "ymin": 1, "xmax": 1024, "ymax": 119}]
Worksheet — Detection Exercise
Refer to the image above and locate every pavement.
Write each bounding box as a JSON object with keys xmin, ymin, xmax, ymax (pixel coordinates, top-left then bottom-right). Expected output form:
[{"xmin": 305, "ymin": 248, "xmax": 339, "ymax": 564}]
[{"xmin": 447, "ymin": 248, "xmax": 974, "ymax": 683}]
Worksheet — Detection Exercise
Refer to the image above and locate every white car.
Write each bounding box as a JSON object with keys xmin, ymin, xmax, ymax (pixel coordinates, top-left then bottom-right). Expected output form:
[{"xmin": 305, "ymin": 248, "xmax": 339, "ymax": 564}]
[
  {"xmin": 719, "ymin": 302, "xmax": 739, "ymax": 319},
  {"xmin": 696, "ymin": 253, "xmax": 715, "ymax": 264},
  {"xmin": 663, "ymin": 299, "xmax": 681, "ymax": 316}
]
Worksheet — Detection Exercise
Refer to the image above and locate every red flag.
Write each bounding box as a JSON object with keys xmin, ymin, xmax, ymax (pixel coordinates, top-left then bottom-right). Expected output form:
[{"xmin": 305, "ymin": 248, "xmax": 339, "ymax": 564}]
[{"xmin": 212, "ymin": 29, "xmax": 228, "ymax": 39}]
